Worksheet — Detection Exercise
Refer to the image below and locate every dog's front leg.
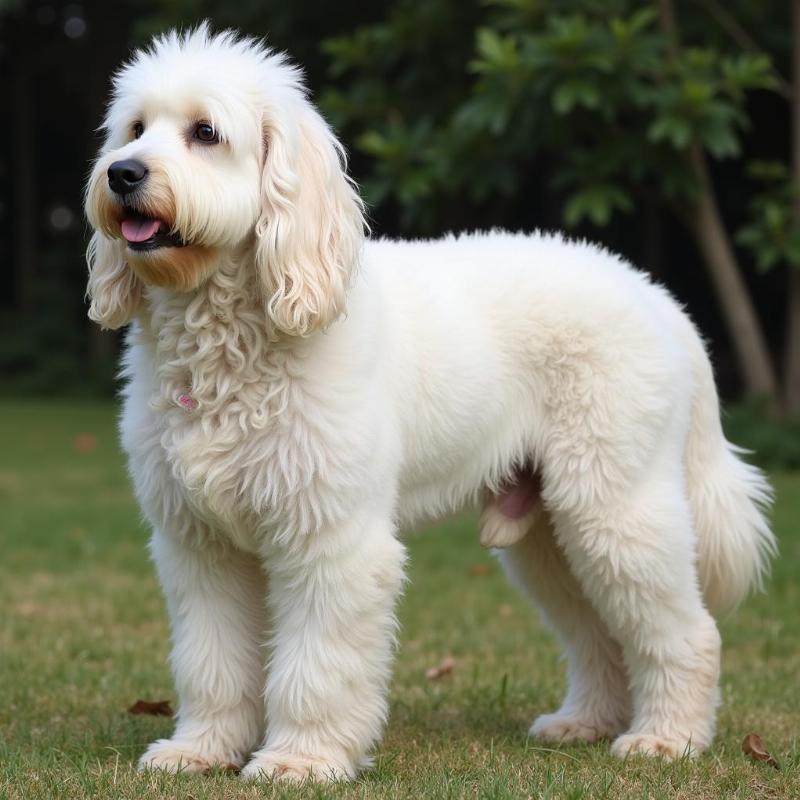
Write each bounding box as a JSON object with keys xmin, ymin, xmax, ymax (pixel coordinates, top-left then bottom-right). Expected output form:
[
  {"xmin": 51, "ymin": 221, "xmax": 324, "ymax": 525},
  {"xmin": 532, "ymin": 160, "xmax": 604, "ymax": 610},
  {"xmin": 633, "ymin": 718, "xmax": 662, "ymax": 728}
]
[
  {"xmin": 138, "ymin": 528, "xmax": 267, "ymax": 773},
  {"xmin": 241, "ymin": 510, "xmax": 407, "ymax": 783}
]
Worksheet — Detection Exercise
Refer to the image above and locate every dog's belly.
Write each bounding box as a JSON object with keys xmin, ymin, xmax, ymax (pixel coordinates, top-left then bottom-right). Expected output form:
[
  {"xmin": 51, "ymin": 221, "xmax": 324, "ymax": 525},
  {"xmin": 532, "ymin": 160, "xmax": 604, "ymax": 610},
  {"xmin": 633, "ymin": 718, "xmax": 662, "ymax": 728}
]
[
  {"xmin": 396, "ymin": 464, "xmax": 542, "ymax": 532},
  {"xmin": 393, "ymin": 379, "xmax": 544, "ymax": 529}
]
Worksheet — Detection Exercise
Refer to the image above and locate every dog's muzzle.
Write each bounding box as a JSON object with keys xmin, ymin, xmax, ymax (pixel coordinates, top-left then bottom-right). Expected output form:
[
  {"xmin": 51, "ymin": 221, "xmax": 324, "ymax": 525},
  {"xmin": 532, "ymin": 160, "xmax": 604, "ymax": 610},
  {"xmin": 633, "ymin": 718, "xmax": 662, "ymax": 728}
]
[{"xmin": 106, "ymin": 159, "xmax": 187, "ymax": 251}]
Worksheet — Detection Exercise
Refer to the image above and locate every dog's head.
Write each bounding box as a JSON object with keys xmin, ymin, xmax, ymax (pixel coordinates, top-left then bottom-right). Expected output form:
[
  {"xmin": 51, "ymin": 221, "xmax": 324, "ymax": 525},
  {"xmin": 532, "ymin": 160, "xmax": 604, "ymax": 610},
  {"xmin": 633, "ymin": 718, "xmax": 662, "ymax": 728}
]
[{"xmin": 85, "ymin": 24, "xmax": 365, "ymax": 335}]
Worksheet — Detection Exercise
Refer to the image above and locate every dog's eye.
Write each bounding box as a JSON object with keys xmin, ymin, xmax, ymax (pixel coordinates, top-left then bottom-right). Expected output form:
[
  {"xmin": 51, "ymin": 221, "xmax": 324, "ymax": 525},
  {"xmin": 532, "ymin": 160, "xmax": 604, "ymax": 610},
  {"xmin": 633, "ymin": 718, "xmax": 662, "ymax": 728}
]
[
  {"xmin": 132, "ymin": 122, "xmax": 144, "ymax": 140},
  {"xmin": 193, "ymin": 122, "xmax": 219, "ymax": 144}
]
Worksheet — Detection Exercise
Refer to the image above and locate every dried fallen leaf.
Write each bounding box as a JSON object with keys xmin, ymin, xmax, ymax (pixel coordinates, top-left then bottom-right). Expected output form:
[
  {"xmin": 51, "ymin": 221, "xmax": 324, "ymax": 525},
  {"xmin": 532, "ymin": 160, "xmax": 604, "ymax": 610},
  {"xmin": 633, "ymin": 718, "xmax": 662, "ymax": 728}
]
[
  {"xmin": 469, "ymin": 564, "xmax": 492, "ymax": 577},
  {"xmin": 73, "ymin": 433, "xmax": 98, "ymax": 453},
  {"xmin": 425, "ymin": 656, "xmax": 455, "ymax": 680},
  {"xmin": 742, "ymin": 733, "xmax": 780, "ymax": 770},
  {"xmin": 128, "ymin": 699, "xmax": 174, "ymax": 716}
]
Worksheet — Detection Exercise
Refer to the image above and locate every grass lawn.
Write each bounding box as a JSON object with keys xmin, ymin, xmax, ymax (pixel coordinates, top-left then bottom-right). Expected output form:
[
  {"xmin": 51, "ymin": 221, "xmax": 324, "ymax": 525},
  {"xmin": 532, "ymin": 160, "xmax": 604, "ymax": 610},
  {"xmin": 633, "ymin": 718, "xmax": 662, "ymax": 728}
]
[{"xmin": 1, "ymin": 401, "xmax": 798, "ymax": 799}]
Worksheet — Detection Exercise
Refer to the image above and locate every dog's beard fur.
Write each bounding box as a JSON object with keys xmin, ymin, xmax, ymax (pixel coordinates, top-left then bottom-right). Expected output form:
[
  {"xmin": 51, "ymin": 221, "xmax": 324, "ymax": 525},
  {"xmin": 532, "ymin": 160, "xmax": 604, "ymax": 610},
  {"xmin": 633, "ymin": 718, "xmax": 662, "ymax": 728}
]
[
  {"xmin": 127, "ymin": 245, "xmax": 220, "ymax": 291},
  {"xmin": 86, "ymin": 158, "xmax": 219, "ymax": 292}
]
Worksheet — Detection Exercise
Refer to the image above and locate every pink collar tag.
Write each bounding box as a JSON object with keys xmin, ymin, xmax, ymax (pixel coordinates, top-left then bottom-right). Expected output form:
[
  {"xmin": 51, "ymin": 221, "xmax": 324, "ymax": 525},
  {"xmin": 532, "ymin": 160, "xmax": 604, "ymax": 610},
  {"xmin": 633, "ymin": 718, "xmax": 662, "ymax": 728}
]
[{"xmin": 177, "ymin": 393, "xmax": 198, "ymax": 411}]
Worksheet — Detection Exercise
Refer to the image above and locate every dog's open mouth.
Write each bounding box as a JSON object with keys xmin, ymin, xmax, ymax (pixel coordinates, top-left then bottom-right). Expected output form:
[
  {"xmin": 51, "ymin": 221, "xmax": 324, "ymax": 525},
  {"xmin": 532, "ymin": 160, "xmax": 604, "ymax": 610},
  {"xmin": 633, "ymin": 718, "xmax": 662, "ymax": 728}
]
[{"xmin": 121, "ymin": 214, "xmax": 186, "ymax": 251}]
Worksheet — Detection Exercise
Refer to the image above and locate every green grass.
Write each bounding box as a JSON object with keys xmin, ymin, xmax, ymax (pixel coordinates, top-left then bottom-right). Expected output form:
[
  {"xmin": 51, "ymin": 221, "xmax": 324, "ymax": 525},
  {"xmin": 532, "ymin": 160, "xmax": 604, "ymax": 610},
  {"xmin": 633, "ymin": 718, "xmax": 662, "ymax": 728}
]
[{"xmin": 1, "ymin": 401, "xmax": 798, "ymax": 799}]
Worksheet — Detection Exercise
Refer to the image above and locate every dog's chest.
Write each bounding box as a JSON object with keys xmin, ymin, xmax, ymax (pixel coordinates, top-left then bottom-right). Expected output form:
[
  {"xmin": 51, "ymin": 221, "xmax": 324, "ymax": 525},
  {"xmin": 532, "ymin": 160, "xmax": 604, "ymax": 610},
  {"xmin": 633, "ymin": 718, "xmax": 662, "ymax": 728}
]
[
  {"xmin": 142, "ymin": 285, "xmax": 324, "ymax": 544},
  {"xmin": 129, "ymin": 278, "xmax": 374, "ymax": 546},
  {"xmin": 159, "ymin": 399, "xmax": 279, "ymax": 547},
  {"xmin": 156, "ymin": 336, "xmax": 328, "ymax": 538}
]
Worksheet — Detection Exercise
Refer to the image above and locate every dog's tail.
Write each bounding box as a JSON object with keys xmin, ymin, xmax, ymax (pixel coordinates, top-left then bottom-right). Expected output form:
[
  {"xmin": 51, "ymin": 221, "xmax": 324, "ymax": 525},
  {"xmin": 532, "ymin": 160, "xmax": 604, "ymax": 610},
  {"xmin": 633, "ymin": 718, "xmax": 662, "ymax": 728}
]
[{"xmin": 684, "ymin": 335, "xmax": 776, "ymax": 615}]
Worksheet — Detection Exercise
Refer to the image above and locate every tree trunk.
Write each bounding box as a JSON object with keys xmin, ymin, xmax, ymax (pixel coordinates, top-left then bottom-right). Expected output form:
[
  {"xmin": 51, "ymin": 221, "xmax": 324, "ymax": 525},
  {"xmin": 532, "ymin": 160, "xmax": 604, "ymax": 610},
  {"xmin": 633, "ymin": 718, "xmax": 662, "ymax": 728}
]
[
  {"xmin": 686, "ymin": 148, "xmax": 778, "ymax": 399},
  {"xmin": 658, "ymin": 0, "xmax": 778, "ymax": 401},
  {"xmin": 784, "ymin": 0, "xmax": 800, "ymax": 416}
]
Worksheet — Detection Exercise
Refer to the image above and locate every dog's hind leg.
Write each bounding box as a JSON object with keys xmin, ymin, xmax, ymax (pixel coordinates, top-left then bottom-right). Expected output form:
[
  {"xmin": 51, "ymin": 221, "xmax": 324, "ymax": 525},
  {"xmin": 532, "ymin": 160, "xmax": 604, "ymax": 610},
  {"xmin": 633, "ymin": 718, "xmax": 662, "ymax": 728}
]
[
  {"xmin": 553, "ymin": 465, "xmax": 721, "ymax": 759},
  {"xmin": 497, "ymin": 514, "xmax": 631, "ymax": 743}
]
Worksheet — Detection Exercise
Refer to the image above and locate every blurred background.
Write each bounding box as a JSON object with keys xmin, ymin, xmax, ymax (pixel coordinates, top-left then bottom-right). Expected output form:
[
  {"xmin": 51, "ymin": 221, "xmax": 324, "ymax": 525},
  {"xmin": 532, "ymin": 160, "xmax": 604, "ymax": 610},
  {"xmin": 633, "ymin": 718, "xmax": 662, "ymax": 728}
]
[{"xmin": 2, "ymin": 0, "xmax": 800, "ymax": 465}]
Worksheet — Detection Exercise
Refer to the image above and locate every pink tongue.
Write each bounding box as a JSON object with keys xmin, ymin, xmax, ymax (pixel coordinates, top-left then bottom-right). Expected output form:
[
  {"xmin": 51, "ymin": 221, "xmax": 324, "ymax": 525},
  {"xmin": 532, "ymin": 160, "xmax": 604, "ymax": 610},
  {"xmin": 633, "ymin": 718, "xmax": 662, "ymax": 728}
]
[{"xmin": 121, "ymin": 217, "xmax": 161, "ymax": 243}]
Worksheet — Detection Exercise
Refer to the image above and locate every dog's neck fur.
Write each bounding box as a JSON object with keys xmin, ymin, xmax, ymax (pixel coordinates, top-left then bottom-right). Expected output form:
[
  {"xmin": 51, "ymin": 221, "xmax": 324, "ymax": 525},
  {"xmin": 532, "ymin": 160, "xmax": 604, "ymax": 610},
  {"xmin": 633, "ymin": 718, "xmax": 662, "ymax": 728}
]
[{"xmin": 138, "ymin": 247, "xmax": 298, "ymax": 421}]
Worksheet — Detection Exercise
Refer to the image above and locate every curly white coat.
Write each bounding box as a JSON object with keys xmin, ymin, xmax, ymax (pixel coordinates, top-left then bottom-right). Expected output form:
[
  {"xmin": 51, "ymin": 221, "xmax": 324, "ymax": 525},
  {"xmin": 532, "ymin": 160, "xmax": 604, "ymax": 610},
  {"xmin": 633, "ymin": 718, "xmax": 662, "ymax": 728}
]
[{"xmin": 84, "ymin": 25, "xmax": 775, "ymax": 782}]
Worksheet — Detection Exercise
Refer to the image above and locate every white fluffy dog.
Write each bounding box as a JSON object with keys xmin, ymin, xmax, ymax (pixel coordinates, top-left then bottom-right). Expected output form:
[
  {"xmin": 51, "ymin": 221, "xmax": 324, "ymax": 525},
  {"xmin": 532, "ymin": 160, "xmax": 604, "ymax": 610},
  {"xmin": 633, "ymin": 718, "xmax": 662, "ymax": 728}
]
[{"xmin": 85, "ymin": 25, "xmax": 776, "ymax": 782}]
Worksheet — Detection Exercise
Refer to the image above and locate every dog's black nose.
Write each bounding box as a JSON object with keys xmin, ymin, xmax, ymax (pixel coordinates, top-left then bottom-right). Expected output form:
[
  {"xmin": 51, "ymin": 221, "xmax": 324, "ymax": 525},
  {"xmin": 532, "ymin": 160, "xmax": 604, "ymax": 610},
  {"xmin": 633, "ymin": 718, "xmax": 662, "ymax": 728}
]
[{"xmin": 107, "ymin": 159, "xmax": 148, "ymax": 195}]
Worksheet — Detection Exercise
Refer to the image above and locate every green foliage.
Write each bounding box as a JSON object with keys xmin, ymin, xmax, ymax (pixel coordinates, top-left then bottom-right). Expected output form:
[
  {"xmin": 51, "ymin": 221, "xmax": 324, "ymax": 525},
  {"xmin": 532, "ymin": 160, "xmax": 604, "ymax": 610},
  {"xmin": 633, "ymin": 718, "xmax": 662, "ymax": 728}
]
[
  {"xmin": 563, "ymin": 184, "xmax": 632, "ymax": 227},
  {"xmin": 322, "ymin": 0, "xmax": 784, "ymax": 233},
  {"xmin": 2, "ymin": 0, "xmax": 793, "ymax": 398},
  {"xmin": 737, "ymin": 161, "xmax": 800, "ymax": 272}
]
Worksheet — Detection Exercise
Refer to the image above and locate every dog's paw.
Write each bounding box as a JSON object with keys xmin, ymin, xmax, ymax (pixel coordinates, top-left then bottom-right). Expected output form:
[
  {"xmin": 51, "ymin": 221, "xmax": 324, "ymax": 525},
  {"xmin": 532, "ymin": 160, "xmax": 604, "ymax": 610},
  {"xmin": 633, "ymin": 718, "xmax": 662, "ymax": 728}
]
[
  {"xmin": 138, "ymin": 738, "xmax": 240, "ymax": 774},
  {"xmin": 529, "ymin": 712, "xmax": 621, "ymax": 744},
  {"xmin": 610, "ymin": 732, "xmax": 700, "ymax": 760},
  {"xmin": 240, "ymin": 749, "xmax": 353, "ymax": 783}
]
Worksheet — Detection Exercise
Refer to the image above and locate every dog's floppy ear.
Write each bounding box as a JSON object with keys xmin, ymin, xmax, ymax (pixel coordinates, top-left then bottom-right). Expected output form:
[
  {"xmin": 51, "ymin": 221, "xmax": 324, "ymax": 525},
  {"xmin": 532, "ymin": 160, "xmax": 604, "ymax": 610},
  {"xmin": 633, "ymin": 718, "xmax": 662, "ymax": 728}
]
[
  {"xmin": 86, "ymin": 231, "xmax": 143, "ymax": 329},
  {"xmin": 255, "ymin": 103, "xmax": 365, "ymax": 337}
]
